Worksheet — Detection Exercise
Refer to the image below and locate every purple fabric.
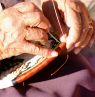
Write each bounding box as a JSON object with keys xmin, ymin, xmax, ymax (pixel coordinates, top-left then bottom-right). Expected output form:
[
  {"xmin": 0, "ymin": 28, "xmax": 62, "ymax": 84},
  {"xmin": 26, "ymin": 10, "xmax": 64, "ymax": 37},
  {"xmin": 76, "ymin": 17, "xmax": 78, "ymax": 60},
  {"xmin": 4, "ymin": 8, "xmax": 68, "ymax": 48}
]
[{"xmin": 0, "ymin": 53, "xmax": 95, "ymax": 97}]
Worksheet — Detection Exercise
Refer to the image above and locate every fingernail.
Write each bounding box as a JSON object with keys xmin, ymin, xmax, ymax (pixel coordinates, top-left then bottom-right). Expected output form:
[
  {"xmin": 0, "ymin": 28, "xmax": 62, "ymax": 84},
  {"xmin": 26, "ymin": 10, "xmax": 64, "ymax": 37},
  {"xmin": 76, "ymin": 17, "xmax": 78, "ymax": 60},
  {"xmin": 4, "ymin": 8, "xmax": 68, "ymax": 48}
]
[
  {"xmin": 74, "ymin": 49, "xmax": 81, "ymax": 54},
  {"xmin": 75, "ymin": 42, "xmax": 80, "ymax": 48},
  {"xmin": 51, "ymin": 51, "xmax": 58, "ymax": 57},
  {"xmin": 67, "ymin": 46, "xmax": 74, "ymax": 52},
  {"xmin": 60, "ymin": 35, "xmax": 66, "ymax": 42}
]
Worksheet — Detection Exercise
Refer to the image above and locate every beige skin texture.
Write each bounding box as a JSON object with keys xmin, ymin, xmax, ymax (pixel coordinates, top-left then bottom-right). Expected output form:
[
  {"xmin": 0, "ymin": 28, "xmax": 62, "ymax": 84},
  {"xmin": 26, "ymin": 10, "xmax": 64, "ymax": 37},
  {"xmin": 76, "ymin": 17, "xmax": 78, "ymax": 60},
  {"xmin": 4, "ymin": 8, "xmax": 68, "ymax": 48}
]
[
  {"xmin": 0, "ymin": 2, "xmax": 58, "ymax": 60},
  {"xmin": 0, "ymin": 0, "xmax": 95, "ymax": 60},
  {"xmin": 41, "ymin": 0, "xmax": 95, "ymax": 53}
]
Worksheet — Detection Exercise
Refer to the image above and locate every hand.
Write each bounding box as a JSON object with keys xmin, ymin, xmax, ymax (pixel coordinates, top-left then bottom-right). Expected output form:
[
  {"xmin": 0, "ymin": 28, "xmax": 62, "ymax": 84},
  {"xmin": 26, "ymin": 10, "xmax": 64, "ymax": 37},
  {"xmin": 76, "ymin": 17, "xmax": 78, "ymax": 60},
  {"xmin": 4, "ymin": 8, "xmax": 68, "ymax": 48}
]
[
  {"xmin": 42, "ymin": 0, "xmax": 95, "ymax": 54},
  {"xmin": 0, "ymin": 2, "xmax": 58, "ymax": 60}
]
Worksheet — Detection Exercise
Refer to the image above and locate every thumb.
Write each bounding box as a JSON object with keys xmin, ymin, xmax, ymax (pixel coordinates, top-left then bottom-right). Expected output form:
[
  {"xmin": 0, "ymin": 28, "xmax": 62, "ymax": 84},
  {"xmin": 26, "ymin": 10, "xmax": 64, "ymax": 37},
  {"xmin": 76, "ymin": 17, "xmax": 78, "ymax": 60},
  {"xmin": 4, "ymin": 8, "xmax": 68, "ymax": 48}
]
[
  {"xmin": 64, "ymin": 3, "xmax": 82, "ymax": 50},
  {"xmin": 22, "ymin": 41, "xmax": 58, "ymax": 57},
  {"xmin": 0, "ymin": 41, "xmax": 58, "ymax": 60},
  {"xmin": 22, "ymin": 12, "xmax": 51, "ymax": 31}
]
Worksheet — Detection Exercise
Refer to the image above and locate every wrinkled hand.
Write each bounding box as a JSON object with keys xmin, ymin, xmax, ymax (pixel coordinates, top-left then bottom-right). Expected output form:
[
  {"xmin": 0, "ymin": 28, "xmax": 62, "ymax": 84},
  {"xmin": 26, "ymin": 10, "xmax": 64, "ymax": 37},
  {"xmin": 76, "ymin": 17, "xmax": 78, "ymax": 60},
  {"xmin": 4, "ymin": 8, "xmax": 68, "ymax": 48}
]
[
  {"xmin": 0, "ymin": 2, "xmax": 58, "ymax": 60},
  {"xmin": 42, "ymin": 0, "xmax": 95, "ymax": 54}
]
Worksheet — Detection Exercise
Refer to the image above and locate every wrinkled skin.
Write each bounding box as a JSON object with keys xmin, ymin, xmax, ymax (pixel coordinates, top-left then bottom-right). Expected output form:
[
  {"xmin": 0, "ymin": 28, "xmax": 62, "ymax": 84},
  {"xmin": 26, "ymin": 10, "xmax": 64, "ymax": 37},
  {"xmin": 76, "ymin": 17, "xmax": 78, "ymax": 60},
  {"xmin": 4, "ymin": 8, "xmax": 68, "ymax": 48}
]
[
  {"xmin": 0, "ymin": 2, "xmax": 58, "ymax": 60},
  {"xmin": 42, "ymin": 0, "xmax": 95, "ymax": 54},
  {"xmin": 0, "ymin": 0, "xmax": 95, "ymax": 60}
]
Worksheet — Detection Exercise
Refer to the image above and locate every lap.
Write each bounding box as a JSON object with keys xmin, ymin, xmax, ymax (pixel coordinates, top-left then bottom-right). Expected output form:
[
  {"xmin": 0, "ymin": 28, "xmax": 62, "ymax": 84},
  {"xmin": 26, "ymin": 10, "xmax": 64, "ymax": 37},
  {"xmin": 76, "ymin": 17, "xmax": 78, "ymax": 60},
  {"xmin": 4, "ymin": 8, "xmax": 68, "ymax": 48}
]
[{"xmin": 1, "ymin": 53, "xmax": 93, "ymax": 97}]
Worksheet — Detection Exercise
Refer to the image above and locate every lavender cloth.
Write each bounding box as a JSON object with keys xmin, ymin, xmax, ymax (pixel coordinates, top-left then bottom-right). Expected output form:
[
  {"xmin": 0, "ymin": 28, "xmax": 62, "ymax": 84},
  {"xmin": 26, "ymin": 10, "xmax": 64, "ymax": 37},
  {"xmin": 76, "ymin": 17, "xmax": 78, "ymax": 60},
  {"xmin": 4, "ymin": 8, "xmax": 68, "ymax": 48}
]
[{"xmin": 0, "ymin": 53, "xmax": 95, "ymax": 97}]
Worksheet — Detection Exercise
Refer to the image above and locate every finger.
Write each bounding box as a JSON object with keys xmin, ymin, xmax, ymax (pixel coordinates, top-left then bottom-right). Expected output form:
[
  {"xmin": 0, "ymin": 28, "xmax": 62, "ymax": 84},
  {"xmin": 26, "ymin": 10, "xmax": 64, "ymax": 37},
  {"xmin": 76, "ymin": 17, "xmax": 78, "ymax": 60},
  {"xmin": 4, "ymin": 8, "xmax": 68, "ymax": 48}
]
[
  {"xmin": 25, "ymin": 27, "xmax": 48, "ymax": 45},
  {"xmin": 22, "ymin": 41, "xmax": 58, "ymax": 57},
  {"xmin": 75, "ymin": 19, "xmax": 94, "ymax": 48},
  {"xmin": 67, "ymin": 0, "xmax": 81, "ymax": 13},
  {"xmin": 74, "ymin": 2, "xmax": 91, "ymax": 48},
  {"xmin": 81, "ymin": 29, "xmax": 93, "ymax": 48},
  {"xmin": 74, "ymin": 28, "xmax": 93, "ymax": 54},
  {"xmin": 64, "ymin": 4, "xmax": 82, "ymax": 50},
  {"xmin": 0, "ymin": 42, "xmax": 26, "ymax": 60},
  {"xmin": 14, "ymin": 2, "xmax": 51, "ymax": 31},
  {"xmin": 74, "ymin": 28, "xmax": 88, "ymax": 48},
  {"xmin": 22, "ymin": 11, "xmax": 51, "ymax": 31},
  {"xmin": 89, "ymin": 33, "xmax": 95, "ymax": 48},
  {"xmin": 0, "ymin": 40, "xmax": 58, "ymax": 60}
]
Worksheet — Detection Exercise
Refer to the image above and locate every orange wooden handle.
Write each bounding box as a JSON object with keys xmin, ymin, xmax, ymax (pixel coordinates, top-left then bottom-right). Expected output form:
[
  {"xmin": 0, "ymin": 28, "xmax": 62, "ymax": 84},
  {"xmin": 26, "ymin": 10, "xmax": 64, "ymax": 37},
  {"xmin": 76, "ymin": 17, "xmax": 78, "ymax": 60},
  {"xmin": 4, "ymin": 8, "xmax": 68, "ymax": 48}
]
[{"xmin": 15, "ymin": 43, "xmax": 66, "ymax": 83}]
